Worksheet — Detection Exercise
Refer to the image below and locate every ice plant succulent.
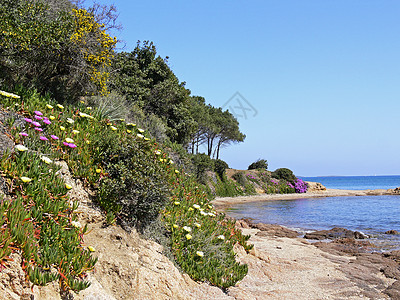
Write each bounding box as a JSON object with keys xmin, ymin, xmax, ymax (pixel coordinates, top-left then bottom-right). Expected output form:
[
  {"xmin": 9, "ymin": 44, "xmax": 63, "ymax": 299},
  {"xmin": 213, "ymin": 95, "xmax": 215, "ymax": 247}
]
[{"xmin": 21, "ymin": 176, "xmax": 32, "ymax": 183}]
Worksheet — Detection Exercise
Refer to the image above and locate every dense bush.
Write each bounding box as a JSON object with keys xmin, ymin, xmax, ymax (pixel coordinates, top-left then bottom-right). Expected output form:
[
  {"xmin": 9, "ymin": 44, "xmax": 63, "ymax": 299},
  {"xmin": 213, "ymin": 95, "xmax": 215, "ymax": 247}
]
[
  {"xmin": 272, "ymin": 167, "xmax": 297, "ymax": 184},
  {"xmin": 213, "ymin": 159, "xmax": 229, "ymax": 179},
  {"xmin": 95, "ymin": 131, "xmax": 170, "ymax": 229},
  {"xmin": 232, "ymin": 171, "xmax": 246, "ymax": 186},
  {"xmin": 248, "ymin": 159, "xmax": 268, "ymax": 170},
  {"xmin": 190, "ymin": 153, "xmax": 214, "ymax": 184}
]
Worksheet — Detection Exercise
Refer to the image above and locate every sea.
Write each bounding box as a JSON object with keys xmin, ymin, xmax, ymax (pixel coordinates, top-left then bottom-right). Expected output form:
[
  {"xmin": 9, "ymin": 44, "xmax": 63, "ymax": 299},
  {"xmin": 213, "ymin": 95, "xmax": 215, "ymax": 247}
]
[{"xmin": 226, "ymin": 175, "xmax": 400, "ymax": 251}]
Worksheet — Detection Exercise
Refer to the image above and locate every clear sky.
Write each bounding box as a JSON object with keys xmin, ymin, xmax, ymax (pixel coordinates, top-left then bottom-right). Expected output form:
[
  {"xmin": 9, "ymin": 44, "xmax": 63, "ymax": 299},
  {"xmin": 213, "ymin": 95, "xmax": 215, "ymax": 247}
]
[{"xmin": 89, "ymin": 0, "xmax": 400, "ymax": 176}]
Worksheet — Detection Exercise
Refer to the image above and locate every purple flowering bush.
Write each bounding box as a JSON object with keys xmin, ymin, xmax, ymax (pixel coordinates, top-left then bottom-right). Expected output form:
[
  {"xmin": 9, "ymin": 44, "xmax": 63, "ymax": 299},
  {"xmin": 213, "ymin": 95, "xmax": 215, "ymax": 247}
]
[{"xmin": 294, "ymin": 178, "xmax": 308, "ymax": 193}]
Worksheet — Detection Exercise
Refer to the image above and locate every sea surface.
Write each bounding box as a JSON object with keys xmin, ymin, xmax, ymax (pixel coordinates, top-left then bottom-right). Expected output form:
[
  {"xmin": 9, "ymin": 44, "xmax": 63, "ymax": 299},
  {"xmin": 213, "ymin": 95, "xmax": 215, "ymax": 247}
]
[{"xmin": 227, "ymin": 175, "xmax": 400, "ymax": 251}]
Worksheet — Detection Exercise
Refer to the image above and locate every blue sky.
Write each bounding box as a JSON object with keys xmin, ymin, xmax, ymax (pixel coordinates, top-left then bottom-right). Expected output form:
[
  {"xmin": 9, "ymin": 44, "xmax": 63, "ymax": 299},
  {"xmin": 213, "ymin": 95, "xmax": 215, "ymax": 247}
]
[{"xmin": 90, "ymin": 0, "xmax": 400, "ymax": 176}]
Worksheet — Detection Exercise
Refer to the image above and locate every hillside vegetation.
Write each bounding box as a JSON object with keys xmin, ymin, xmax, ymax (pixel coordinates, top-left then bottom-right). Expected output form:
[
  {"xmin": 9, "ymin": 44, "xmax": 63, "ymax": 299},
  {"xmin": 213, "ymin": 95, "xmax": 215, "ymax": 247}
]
[{"xmin": 0, "ymin": 0, "xmax": 253, "ymax": 295}]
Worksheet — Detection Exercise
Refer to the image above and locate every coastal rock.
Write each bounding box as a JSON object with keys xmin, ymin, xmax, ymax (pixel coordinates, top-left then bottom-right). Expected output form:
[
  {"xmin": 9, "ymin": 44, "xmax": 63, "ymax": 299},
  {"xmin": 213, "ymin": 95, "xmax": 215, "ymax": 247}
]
[
  {"xmin": 384, "ymin": 280, "xmax": 400, "ymax": 299},
  {"xmin": 314, "ymin": 238, "xmax": 375, "ymax": 255},
  {"xmin": 305, "ymin": 181, "xmax": 326, "ymax": 192},
  {"xmin": 385, "ymin": 230, "xmax": 399, "ymax": 235},
  {"xmin": 304, "ymin": 227, "xmax": 367, "ymax": 240},
  {"xmin": 243, "ymin": 220, "xmax": 299, "ymax": 238}
]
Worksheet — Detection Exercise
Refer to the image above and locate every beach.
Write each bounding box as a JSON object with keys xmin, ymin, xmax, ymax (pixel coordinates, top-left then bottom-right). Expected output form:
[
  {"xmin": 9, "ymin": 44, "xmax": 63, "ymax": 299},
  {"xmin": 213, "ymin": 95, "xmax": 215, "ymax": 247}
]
[
  {"xmin": 211, "ymin": 189, "xmax": 400, "ymax": 299},
  {"xmin": 212, "ymin": 187, "xmax": 398, "ymax": 210}
]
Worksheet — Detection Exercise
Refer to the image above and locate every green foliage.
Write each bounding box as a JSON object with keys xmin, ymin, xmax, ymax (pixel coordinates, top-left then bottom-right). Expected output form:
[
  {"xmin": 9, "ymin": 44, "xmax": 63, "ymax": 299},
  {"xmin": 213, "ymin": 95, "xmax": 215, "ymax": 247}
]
[
  {"xmin": 0, "ymin": 0, "xmax": 117, "ymax": 101},
  {"xmin": 213, "ymin": 159, "xmax": 229, "ymax": 180},
  {"xmin": 190, "ymin": 153, "xmax": 214, "ymax": 184},
  {"xmin": 272, "ymin": 168, "xmax": 297, "ymax": 184},
  {"xmin": 232, "ymin": 172, "xmax": 246, "ymax": 186},
  {"xmin": 248, "ymin": 159, "xmax": 268, "ymax": 170},
  {"xmin": 110, "ymin": 42, "xmax": 196, "ymax": 144},
  {"xmin": 0, "ymin": 87, "xmax": 251, "ymax": 290},
  {"xmin": 95, "ymin": 130, "xmax": 170, "ymax": 228},
  {"xmin": 213, "ymin": 174, "xmax": 245, "ymax": 197}
]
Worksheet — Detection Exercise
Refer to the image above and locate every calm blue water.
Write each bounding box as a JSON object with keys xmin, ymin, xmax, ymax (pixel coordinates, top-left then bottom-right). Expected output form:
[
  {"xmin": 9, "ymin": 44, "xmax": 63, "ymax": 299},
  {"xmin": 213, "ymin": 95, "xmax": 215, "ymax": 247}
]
[
  {"xmin": 227, "ymin": 176, "xmax": 400, "ymax": 251},
  {"xmin": 300, "ymin": 175, "xmax": 400, "ymax": 190}
]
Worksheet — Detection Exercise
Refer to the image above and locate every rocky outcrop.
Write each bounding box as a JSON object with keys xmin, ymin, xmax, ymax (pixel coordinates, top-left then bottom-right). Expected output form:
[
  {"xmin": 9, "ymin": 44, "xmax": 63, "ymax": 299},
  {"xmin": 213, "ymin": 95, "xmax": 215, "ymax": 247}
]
[
  {"xmin": 304, "ymin": 227, "xmax": 367, "ymax": 240},
  {"xmin": 305, "ymin": 181, "xmax": 326, "ymax": 191}
]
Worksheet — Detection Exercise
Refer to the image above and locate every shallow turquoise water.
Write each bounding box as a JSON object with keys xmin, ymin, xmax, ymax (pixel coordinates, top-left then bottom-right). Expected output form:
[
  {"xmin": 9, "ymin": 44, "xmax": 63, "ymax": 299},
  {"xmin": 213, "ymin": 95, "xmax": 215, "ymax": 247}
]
[{"xmin": 227, "ymin": 195, "xmax": 400, "ymax": 251}]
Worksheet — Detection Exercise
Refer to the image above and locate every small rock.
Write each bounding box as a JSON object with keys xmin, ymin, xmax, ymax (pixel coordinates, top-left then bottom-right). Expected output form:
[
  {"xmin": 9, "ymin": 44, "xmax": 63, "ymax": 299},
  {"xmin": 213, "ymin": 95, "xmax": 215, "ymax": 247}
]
[{"xmin": 385, "ymin": 230, "xmax": 399, "ymax": 235}]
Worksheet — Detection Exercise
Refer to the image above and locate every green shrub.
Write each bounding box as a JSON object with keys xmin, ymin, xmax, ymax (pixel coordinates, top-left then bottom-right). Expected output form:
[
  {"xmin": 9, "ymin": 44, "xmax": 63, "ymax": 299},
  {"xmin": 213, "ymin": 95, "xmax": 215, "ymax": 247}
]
[
  {"xmin": 190, "ymin": 153, "xmax": 214, "ymax": 184},
  {"xmin": 213, "ymin": 159, "xmax": 229, "ymax": 179},
  {"xmin": 272, "ymin": 168, "xmax": 297, "ymax": 185},
  {"xmin": 248, "ymin": 159, "xmax": 268, "ymax": 170},
  {"xmin": 232, "ymin": 171, "xmax": 246, "ymax": 186},
  {"xmin": 95, "ymin": 129, "xmax": 169, "ymax": 229}
]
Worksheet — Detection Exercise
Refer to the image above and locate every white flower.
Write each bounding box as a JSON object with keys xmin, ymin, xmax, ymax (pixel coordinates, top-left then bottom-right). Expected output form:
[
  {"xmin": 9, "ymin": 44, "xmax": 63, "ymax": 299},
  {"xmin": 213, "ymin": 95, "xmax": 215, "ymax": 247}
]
[
  {"xmin": 194, "ymin": 222, "xmax": 201, "ymax": 228},
  {"xmin": 72, "ymin": 130, "xmax": 80, "ymax": 134},
  {"xmin": 155, "ymin": 150, "xmax": 161, "ymax": 155},
  {"xmin": 193, "ymin": 204, "xmax": 200, "ymax": 210},
  {"xmin": 15, "ymin": 144, "xmax": 28, "ymax": 152},
  {"xmin": 217, "ymin": 235, "xmax": 225, "ymax": 240},
  {"xmin": 137, "ymin": 134, "xmax": 144, "ymax": 139},
  {"xmin": 183, "ymin": 226, "xmax": 192, "ymax": 232},
  {"xmin": 71, "ymin": 221, "xmax": 82, "ymax": 228},
  {"xmin": 196, "ymin": 251, "xmax": 204, "ymax": 257},
  {"xmin": 40, "ymin": 156, "xmax": 53, "ymax": 164},
  {"xmin": 208, "ymin": 212, "xmax": 216, "ymax": 217},
  {"xmin": 0, "ymin": 90, "xmax": 20, "ymax": 99},
  {"xmin": 65, "ymin": 138, "xmax": 74, "ymax": 143},
  {"xmin": 66, "ymin": 118, "xmax": 74, "ymax": 124},
  {"xmin": 138, "ymin": 128, "xmax": 145, "ymax": 133},
  {"xmin": 200, "ymin": 211, "xmax": 208, "ymax": 216}
]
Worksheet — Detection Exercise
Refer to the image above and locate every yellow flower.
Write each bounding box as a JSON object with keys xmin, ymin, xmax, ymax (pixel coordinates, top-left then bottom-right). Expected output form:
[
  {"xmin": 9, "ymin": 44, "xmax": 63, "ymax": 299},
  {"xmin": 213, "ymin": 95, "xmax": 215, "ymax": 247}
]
[
  {"xmin": 86, "ymin": 140, "xmax": 91, "ymax": 144},
  {"xmin": 46, "ymin": 104, "xmax": 53, "ymax": 109},
  {"xmin": 188, "ymin": 208, "xmax": 194, "ymax": 211},
  {"xmin": 72, "ymin": 130, "xmax": 80, "ymax": 134},
  {"xmin": 86, "ymin": 106, "xmax": 92, "ymax": 110},
  {"xmin": 110, "ymin": 126, "xmax": 117, "ymax": 131},
  {"xmin": 175, "ymin": 170, "xmax": 179, "ymax": 174},
  {"xmin": 138, "ymin": 128, "xmax": 144, "ymax": 133},
  {"xmin": 185, "ymin": 234, "xmax": 192, "ymax": 240},
  {"xmin": 174, "ymin": 201, "xmax": 180, "ymax": 205},
  {"xmin": 66, "ymin": 118, "xmax": 74, "ymax": 124},
  {"xmin": 65, "ymin": 138, "xmax": 74, "ymax": 143},
  {"xmin": 60, "ymin": 126, "xmax": 66, "ymax": 131},
  {"xmin": 87, "ymin": 246, "xmax": 96, "ymax": 252},
  {"xmin": 144, "ymin": 137, "xmax": 150, "ymax": 141},
  {"xmin": 96, "ymin": 169, "xmax": 101, "ymax": 173},
  {"xmin": 126, "ymin": 123, "xmax": 136, "ymax": 127},
  {"xmin": 137, "ymin": 134, "xmax": 144, "ymax": 139},
  {"xmin": 173, "ymin": 224, "xmax": 179, "ymax": 229},
  {"xmin": 126, "ymin": 129, "xmax": 132, "ymax": 133},
  {"xmin": 57, "ymin": 104, "xmax": 64, "ymax": 109},
  {"xmin": 49, "ymin": 115, "xmax": 56, "ymax": 120},
  {"xmin": 193, "ymin": 204, "xmax": 200, "ymax": 209},
  {"xmin": 65, "ymin": 183, "xmax": 73, "ymax": 189},
  {"xmin": 194, "ymin": 222, "xmax": 201, "ymax": 228},
  {"xmin": 21, "ymin": 176, "xmax": 32, "ymax": 183},
  {"xmin": 0, "ymin": 90, "xmax": 20, "ymax": 99}
]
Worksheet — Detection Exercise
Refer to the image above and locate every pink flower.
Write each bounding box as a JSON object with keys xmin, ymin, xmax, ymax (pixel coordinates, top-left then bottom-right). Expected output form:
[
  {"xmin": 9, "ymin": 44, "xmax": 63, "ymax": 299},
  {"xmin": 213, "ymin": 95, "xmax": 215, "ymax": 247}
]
[
  {"xmin": 63, "ymin": 142, "xmax": 69, "ymax": 146},
  {"xmin": 50, "ymin": 135, "xmax": 59, "ymax": 140},
  {"xmin": 24, "ymin": 118, "xmax": 32, "ymax": 123},
  {"xmin": 39, "ymin": 136, "xmax": 48, "ymax": 141},
  {"xmin": 34, "ymin": 111, "xmax": 43, "ymax": 116},
  {"xmin": 68, "ymin": 143, "xmax": 77, "ymax": 148},
  {"xmin": 43, "ymin": 119, "xmax": 51, "ymax": 125},
  {"xmin": 32, "ymin": 121, "xmax": 41, "ymax": 127},
  {"xmin": 35, "ymin": 127, "xmax": 43, "ymax": 132},
  {"xmin": 19, "ymin": 132, "xmax": 28, "ymax": 137},
  {"xmin": 34, "ymin": 115, "xmax": 43, "ymax": 120}
]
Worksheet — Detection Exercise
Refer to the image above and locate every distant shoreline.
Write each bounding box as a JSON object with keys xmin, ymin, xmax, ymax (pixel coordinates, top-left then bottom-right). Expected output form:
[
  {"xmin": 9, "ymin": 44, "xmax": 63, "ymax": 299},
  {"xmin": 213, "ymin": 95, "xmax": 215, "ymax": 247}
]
[{"xmin": 212, "ymin": 187, "xmax": 400, "ymax": 210}]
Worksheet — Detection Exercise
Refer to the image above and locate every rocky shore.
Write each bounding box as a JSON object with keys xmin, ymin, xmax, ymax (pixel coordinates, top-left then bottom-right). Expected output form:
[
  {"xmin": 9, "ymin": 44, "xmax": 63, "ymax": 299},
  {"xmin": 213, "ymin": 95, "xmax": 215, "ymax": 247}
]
[{"xmin": 233, "ymin": 219, "xmax": 400, "ymax": 299}]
